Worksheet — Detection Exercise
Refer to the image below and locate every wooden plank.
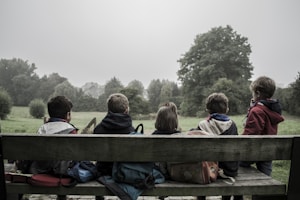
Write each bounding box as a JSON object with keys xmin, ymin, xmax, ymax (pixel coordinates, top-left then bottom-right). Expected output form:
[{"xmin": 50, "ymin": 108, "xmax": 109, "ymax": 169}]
[
  {"xmin": 6, "ymin": 178, "xmax": 286, "ymax": 196},
  {"xmin": 1, "ymin": 134, "xmax": 294, "ymax": 162},
  {"xmin": 5, "ymin": 165, "xmax": 286, "ymax": 196}
]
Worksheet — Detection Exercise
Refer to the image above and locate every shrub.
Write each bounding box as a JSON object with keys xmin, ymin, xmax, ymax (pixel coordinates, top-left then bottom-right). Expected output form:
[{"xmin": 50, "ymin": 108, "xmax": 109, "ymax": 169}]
[
  {"xmin": 0, "ymin": 88, "xmax": 13, "ymax": 120},
  {"xmin": 29, "ymin": 99, "xmax": 46, "ymax": 118}
]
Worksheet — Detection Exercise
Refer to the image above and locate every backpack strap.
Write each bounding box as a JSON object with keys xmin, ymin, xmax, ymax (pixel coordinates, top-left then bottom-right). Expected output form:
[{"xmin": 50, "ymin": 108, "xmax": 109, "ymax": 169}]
[
  {"xmin": 135, "ymin": 123, "xmax": 144, "ymax": 134},
  {"xmin": 98, "ymin": 176, "xmax": 131, "ymax": 200},
  {"xmin": 218, "ymin": 169, "xmax": 235, "ymax": 185}
]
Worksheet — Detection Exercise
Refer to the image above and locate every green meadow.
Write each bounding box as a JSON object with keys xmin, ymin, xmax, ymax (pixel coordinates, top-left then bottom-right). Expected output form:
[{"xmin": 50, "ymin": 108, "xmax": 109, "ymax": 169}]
[{"xmin": 1, "ymin": 106, "xmax": 300, "ymax": 184}]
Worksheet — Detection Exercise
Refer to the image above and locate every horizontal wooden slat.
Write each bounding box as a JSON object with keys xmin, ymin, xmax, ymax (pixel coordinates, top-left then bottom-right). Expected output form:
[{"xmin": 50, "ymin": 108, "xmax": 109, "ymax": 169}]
[
  {"xmin": 1, "ymin": 134, "xmax": 294, "ymax": 162},
  {"xmin": 6, "ymin": 167, "xmax": 286, "ymax": 196}
]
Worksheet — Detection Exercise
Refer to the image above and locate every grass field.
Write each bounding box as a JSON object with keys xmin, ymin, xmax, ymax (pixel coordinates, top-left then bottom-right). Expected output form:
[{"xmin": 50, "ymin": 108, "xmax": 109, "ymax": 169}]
[{"xmin": 1, "ymin": 106, "xmax": 300, "ymax": 184}]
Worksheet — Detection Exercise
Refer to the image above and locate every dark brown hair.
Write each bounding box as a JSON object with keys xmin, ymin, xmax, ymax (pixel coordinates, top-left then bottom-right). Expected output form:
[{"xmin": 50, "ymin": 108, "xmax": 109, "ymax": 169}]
[
  {"xmin": 155, "ymin": 102, "xmax": 178, "ymax": 131},
  {"xmin": 205, "ymin": 93, "xmax": 229, "ymax": 114},
  {"xmin": 47, "ymin": 96, "xmax": 73, "ymax": 119},
  {"xmin": 250, "ymin": 76, "xmax": 276, "ymax": 98}
]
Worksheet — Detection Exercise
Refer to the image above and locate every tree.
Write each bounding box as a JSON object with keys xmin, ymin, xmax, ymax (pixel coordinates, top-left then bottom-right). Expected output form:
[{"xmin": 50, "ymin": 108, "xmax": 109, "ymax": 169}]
[
  {"xmin": 81, "ymin": 82, "xmax": 104, "ymax": 98},
  {"xmin": 285, "ymin": 72, "xmax": 300, "ymax": 116},
  {"xmin": 121, "ymin": 87, "xmax": 150, "ymax": 117},
  {"xmin": 0, "ymin": 88, "xmax": 12, "ymax": 120},
  {"xmin": 12, "ymin": 74, "xmax": 40, "ymax": 106},
  {"xmin": 75, "ymin": 94, "xmax": 99, "ymax": 112},
  {"xmin": 52, "ymin": 81, "xmax": 78, "ymax": 101},
  {"xmin": 104, "ymin": 77, "xmax": 124, "ymax": 97},
  {"xmin": 37, "ymin": 73, "xmax": 67, "ymax": 102},
  {"xmin": 177, "ymin": 25, "xmax": 253, "ymax": 116},
  {"xmin": 205, "ymin": 78, "xmax": 251, "ymax": 115},
  {"xmin": 127, "ymin": 80, "xmax": 145, "ymax": 96},
  {"xmin": 29, "ymin": 99, "xmax": 46, "ymax": 118},
  {"xmin": 0, "ymin": 58, "xmax": 40, "ymax": 106},
  {"xmin": 147, "ymin": 79, "xmax": 162, "ymax": 112}
]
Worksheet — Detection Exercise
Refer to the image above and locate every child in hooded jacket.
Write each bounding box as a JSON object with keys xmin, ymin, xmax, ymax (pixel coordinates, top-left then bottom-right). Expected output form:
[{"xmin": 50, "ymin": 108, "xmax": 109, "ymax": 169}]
[
  {"xmin": 241, "ymin": 76, "xmax": 284, "ymax": 176},
  {"xmin": 191, "ymin": 92, "xmax": 241, "ymax": 200}
]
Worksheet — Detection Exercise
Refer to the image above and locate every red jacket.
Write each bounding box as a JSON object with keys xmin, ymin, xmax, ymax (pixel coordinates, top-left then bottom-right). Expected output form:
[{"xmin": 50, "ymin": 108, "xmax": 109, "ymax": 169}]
[{"xmin": 243, "ymin": 101, "xmax": 284, "ymax": 135}]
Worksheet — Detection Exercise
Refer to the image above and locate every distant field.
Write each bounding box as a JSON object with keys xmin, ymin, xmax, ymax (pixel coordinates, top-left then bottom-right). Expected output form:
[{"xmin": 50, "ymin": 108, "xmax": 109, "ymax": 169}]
[{"xmin": 1, "ymin": 106, "xmax": 300, "ymax": 184}]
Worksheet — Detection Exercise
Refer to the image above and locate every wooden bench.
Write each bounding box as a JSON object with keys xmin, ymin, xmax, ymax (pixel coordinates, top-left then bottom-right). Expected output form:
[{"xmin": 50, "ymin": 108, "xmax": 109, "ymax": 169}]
[{"xmin": 1, "ymin": 134, "xmax": 300, "ymax": 200}]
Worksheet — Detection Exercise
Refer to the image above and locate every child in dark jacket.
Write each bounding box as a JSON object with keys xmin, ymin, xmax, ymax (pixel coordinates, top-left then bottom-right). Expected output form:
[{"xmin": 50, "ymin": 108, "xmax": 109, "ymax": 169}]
[
  {"xmin": 191, "ymin": 92, "xmax": 241, "ymax": 200},
  {"xmin": 94, "ymin": 93, "xmax": 135, "ymax": 200},
  {"xmin": 94, "ymin": 93, "xmax": 135, "ymax": 175}
]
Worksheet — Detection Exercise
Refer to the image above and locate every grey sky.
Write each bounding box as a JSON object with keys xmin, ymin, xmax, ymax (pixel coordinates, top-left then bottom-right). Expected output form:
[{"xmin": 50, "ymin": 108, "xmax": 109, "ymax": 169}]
[{"xmin": 0, "ymin": 0, "xmax": 299, "ymax": 88}]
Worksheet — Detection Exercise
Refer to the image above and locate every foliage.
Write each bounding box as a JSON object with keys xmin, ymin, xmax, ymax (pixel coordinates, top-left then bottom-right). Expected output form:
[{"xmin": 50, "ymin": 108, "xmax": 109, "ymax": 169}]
[
  {"xmin": 104, "ymin": 77, "xmax": 124, "ymax": 97},
  {"xmin": 29, "ymin": 99, "xmax": 46, "ymax": 118},
  {"xmin": 0, "ymin": 58, "xmax": 40, "ymax": 106},
  {"xmin": 81, "ymin": 82, "xmax": 104, "ymax": 98},
  {"xmin": 275, "ymin": 72, "xmax": 300, "ymax": 116},
  {"xmin": 97, "ymin": 94, "xmax": 108, "ymax": 112},
  {"xmin": 127, "ymin": 80, "xmax": 145, "ymax": 96},
  {"xmin": 121, "ymin": 87, "xmax": 150, "ymax": 117},
  {"xmin": 147, "ymin": 79, "xmax": 182, "ymax": 113},
  {"xmin": 177, "ymin": 25, "xmax": 253, "ymax": 116},
  {"xmin": 95, "ymin": 77, "xmax": 125, "ymax": 112},
  {"xmin": 287, "ymin": 72, "xmax": 300, "ymax": 115},
  {"xmin": 0, "ymin": 88, "xmax": 12, "ymax": 120},
  {"xmin": 75, "ymin": 94, "xmax": 99, "ymax": 112},
  {"xmin": 147, "ymin": 79, "xmax": 162, "ymax": 112},
  {"xmin": 36, "ymin": 73, "xmax": 67, "ymax": 102}
]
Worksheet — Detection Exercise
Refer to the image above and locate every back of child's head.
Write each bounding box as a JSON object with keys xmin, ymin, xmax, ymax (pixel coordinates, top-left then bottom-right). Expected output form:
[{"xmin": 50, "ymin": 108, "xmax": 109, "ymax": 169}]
[
  {"xmin": 48, "ymin": 96, "xmax": 73, "ymax": 119},
  {"xmin": 250, "ymin": 76, "xmax": 276, "ymax": 99},
  {"xmin": 155, "ymin": 102, "xmax": 178, "ymax": 131},
  {"xmin": 107, "ymin": 93, "xmax": 129, "ymax": 113},
  {"xmin": 206, "ymin": 93, "xmax": 229, "ymax": 114}
]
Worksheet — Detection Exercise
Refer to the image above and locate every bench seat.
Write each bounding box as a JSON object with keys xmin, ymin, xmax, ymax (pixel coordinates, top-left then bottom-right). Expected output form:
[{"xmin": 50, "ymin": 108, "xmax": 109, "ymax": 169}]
[{"xmin": 6, "ymin": 167, "xmax": 286, "ymax": 196}]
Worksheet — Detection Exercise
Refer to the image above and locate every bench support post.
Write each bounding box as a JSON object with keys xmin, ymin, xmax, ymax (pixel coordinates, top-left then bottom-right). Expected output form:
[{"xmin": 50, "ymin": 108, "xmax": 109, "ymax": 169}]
[
  {"xmin": 0, "ymin": 136, "xmax": 7, "ymax": 200},
  {"xmin": 287, "ymin": 137, "xmax": 300, "ymax": 200}
]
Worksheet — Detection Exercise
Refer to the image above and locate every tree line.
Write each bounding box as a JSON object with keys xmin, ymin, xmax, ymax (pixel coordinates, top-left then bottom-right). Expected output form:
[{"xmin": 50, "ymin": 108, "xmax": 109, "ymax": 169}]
[{"xmin": 0, "ymin": 25, "xmax": 299, "ymax": 120}]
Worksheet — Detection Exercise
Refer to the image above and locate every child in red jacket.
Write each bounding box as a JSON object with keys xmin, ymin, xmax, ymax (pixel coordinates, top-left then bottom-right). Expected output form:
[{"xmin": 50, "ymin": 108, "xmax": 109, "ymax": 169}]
[{"xmin": 241, "ymin": 76, "xmax": 284, "ymax": 176}]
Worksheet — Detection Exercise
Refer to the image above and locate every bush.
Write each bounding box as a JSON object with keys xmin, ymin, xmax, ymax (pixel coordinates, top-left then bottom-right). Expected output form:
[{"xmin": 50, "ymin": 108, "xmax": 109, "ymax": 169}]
[
  {"xmin": 29, "ymin": 99, "xmax": 46, "ymax": 118},
  {"xmin": 0, "ymin": 88, "xmax": 13, "ymax": 120}
]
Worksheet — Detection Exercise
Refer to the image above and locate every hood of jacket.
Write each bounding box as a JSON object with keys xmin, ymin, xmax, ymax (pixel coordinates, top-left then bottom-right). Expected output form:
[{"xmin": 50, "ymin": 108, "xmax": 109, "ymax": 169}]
[
  {"xmin": 37, "ymin": 121, "xmax": 76, "ymax": 134},
  {"xmin": 97, "ymin": 111, "xmax": 134, "ymax": 133},
  {"xmin": 251, "ymin": 102, "xmax": 284, "ymax": 125},
  {"xmin": 259, "ymin": 99, "xmax": 282, "ymax": 115},
  {"xmin": 198, "ymin": 114, "xmax": 234, "ymax": 135}
]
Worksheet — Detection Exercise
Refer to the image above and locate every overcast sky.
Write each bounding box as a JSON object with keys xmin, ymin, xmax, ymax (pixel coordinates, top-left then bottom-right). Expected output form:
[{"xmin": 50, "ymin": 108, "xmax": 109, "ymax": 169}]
[{"xmin": 1, "ymin": 0, "xmax": 299, "ymax": 88}]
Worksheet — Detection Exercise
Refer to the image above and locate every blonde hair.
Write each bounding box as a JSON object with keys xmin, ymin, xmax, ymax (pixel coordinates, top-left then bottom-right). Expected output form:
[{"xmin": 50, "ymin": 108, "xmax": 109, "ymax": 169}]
[
  {"xmin": 155, "ymin": 102, "xmax": 178, "ymax": 131},
  {"xmin": 107, "ymin": 93, "xmax": 129, "ymax": 113},
  {"xmin": 206, "ymin": 93, "xmax": 229, "ymax": 114}
]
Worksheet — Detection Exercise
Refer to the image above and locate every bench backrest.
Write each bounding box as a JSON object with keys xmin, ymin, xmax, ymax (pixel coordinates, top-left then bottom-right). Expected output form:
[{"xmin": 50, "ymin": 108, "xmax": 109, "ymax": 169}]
[
  {"xmin": 1, "ymin": 134, "xmax": 300, "ymax": 199},
  {"xmin": 0, "ymin": 134, "xmax": 296, "ymax": 161}
]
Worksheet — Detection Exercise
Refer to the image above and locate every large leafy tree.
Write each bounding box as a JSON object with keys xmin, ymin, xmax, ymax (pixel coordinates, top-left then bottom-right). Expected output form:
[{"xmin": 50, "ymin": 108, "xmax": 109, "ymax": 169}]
[
  {"xmin": 0, "ymin": 58, "xmax": 40, "ymax": 106},
  {"xmin": 177, "ymin": 25, "xmax": 253, "ymax": 116},
  {"xmin": 127, "ymin": 80, "xmax": 145, "ymax": 96},
  {"xmin": 37, "ymin": 73, "xmax": 67, "ymax": 102},
  {"xmin": 121, "ymin": 87, "xmax": 150, "ymax": 117},
  {"xmin": 104, "ymin": 77, "xmax": 124, "ymax": 97}
]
